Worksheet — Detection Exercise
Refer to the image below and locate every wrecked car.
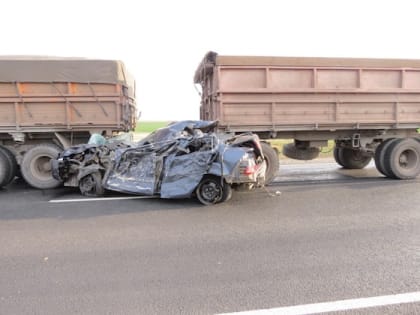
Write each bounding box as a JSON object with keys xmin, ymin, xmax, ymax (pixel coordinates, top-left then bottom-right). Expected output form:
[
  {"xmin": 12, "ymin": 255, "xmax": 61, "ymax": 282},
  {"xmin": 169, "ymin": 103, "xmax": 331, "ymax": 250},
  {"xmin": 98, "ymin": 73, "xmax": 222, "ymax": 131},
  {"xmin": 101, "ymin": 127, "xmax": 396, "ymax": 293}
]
[{"xmin": 52, "ymin": 121, "xmax": 266, "ymax": 205}]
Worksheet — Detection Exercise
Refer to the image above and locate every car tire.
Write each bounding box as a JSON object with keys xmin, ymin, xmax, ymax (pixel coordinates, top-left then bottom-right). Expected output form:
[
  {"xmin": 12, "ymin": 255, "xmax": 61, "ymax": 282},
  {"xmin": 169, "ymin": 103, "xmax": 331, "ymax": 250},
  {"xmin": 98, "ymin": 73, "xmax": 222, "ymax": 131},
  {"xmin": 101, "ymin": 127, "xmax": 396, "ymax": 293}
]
[
  {"xmin": 79, "ymin": 172, "xmax": 105, "ymax": 197},
  {"xmin": 196, "ymin": 175, "xmax": 231, "ymax": 205},
  {"xmin": 260, "ymin": 142, "xmax": 279, "ymax": 184}
]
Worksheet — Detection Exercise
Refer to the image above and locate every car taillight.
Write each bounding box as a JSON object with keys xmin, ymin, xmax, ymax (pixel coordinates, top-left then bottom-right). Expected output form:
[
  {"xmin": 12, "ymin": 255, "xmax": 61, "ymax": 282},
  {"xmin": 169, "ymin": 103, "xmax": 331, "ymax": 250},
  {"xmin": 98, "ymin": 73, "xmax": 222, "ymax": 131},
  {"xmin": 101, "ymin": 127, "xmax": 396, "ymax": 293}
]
[{"xmin": 243, "ymin": 165, "xmax": 256, "ymax": 175}]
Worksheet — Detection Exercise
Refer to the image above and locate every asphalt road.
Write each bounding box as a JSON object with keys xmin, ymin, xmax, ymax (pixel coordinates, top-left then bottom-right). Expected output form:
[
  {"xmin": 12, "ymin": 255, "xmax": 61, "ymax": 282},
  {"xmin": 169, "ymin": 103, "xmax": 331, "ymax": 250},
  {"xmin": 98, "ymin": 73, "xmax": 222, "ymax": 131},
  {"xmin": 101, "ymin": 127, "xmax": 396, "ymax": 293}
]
[{"xmin": 0, "ymin": 162, "xmax": 419, "ymax": 314}]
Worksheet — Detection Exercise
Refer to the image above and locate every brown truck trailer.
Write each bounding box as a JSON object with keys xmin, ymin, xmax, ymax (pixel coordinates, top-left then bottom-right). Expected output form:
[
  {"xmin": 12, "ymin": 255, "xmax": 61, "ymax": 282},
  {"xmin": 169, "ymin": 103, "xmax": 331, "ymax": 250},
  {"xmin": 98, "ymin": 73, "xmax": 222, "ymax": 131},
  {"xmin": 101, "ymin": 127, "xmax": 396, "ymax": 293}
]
[
  {"xmin": 0, "ymin": 57, "xmax": 136, "ymax": 189},
  {"xmin": 194, "ymin": 52, "xmax": 420, "ymax": 182}
]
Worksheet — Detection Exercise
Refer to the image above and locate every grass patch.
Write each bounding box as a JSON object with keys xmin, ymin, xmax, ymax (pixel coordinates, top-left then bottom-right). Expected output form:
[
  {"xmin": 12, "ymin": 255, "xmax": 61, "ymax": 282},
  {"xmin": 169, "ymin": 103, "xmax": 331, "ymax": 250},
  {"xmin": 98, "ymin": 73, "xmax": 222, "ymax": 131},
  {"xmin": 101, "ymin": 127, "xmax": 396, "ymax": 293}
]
[{"xmin": 135, "ymin": 121, "xmax": 169, "ymax": 133}]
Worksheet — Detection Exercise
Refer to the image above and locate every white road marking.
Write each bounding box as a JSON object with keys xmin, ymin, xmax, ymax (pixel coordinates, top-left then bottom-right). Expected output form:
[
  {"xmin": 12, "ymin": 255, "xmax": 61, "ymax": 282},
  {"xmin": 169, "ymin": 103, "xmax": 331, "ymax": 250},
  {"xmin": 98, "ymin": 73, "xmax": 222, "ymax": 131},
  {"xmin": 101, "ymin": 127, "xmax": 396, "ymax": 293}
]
[
  {"xmin": 49, "ymin": 196, "xmax": 157, "ymax": 203},
  {"xmin": 216, "ymin": 291, "xmax": 420, "ymax": 315}
]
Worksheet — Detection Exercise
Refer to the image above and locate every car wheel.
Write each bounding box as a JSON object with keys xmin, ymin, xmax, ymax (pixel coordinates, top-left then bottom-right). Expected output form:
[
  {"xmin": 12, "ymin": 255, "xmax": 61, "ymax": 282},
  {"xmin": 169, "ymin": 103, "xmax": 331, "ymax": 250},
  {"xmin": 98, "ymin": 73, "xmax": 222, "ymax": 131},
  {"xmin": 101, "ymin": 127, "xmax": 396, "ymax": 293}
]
[
  {"xmin": 196, "ymin": 175, "xmax": 231, "ymax": 205},
  {"xmin": 79, "ymin": 172, "xmax": 104, "ymax": 197},
  {"xmin": 260, "ymin": 142, "xmax": 279, "ymax": 184}
]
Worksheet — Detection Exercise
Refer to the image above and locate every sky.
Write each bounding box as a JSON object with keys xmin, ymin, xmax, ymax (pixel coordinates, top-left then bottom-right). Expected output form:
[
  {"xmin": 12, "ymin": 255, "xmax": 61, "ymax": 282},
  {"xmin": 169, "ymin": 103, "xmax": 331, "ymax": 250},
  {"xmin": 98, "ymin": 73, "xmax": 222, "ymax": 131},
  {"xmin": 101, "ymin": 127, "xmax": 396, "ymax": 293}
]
[{"xmin": 2, "ymin": 0, "xmax": 420, "ymax": 121}]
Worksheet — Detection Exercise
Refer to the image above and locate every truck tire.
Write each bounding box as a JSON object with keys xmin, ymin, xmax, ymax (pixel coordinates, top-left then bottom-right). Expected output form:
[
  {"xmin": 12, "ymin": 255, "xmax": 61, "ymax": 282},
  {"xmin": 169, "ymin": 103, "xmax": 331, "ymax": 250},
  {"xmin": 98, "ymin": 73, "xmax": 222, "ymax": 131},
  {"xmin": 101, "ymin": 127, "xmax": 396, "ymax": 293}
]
[
  {"xmin": 382, "ymin": 138, "xmax": 420, "ymax": 179},
  {"xmin": 333, "ymin": 147, "xmax": 345, "ymax": 167},
  {"xmin": 261, "ymin": 142, "xmax": 279, "ymax": 184},
  {"xmin": 0, "ymin": 150, "xmax": 13, "ymax": 187},
  {"xmin": 338, "ymin": 148, "xmax": 372, "ymax": 169},
  {"xmin": 374, "ymin": 139, "xmax": 396, "ymax": 177},
  {"xmin": 0, "ymin": 145, "xmax": 18, "ymax": 184},
  {"xmin": 282, "ymin": 143, "xmax": 320, "ymax": 161},
  {"xmin": 21, "ymin": 144, "xmax": 63, "ymax": 189},
  {"xmin": 196, "ymin": 175, "xmax": 232, "ymax": 205},
  {"xmin": 0, "ymin": 146, "xmax": 17, "ymax": 187}
]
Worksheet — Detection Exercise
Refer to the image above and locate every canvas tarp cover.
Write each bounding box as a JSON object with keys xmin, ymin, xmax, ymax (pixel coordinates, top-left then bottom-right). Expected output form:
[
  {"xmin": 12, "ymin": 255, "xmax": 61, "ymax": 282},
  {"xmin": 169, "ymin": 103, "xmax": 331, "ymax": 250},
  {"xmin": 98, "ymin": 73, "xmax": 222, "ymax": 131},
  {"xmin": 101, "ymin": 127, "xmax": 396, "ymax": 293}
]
[
  {"xmin": 194, "ymin": 51, "xmax": 420, "ymax": 83},
  {"xmin": 0, "ymin": 57, "xmax": 134, "ymax": 87}
]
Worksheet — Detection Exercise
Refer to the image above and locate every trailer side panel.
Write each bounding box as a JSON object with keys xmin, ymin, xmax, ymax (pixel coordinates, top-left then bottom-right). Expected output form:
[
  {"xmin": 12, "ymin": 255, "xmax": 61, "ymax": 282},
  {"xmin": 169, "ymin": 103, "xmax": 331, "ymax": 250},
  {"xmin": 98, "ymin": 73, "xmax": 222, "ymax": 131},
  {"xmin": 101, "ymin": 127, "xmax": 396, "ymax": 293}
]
[{"xmin": 195, "ymin": 52, "xmax": 420, "ymax": 133}]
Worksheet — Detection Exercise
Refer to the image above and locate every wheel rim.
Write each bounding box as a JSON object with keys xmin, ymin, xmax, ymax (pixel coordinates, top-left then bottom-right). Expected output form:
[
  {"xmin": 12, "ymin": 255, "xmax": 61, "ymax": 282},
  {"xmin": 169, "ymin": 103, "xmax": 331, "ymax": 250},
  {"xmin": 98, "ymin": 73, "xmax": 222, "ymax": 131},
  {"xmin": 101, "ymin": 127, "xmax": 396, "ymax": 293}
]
[
  {"xmin": 198, "ymin": 180, "xmax": 222, "ymax": 204},
  {"xmin": 351, "ymin": 150, "xmax": 367, "ymax": 162},
  {"xmin": 398, "ymin": 149, "xmax": 418, "ymax": 169},
  {"xmin": 385, "ymin": 138, "xmax": 420, "ymax": 179},
  {"xmin": 80, "ymin": 175, "xmax": 96, "ymax": 195},
  {"xmin": 29, "ymin": 154, "xmax": 53, "ymax": 181}
]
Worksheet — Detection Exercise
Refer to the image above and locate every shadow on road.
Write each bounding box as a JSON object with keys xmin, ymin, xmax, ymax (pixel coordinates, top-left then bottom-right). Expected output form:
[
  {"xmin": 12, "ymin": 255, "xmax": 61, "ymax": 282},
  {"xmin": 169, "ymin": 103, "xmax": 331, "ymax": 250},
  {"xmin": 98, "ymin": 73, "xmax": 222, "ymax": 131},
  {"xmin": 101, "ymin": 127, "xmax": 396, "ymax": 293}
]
[{"xmin": 0, "ymin": 179, "xmax": 202, "ymax": 221}]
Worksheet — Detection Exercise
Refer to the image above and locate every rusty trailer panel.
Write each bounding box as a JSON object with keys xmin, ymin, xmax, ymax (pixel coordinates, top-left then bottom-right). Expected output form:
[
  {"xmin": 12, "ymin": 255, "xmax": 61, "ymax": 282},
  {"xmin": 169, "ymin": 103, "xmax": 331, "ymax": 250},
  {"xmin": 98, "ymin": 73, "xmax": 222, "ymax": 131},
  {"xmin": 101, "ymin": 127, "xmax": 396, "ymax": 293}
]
[
  {"xmin": 195, "ymin": 52, "xmax": 420, "ymax": 133},
  {"xmin": 0, "ymin": 81, "xmax": 135, "ymax": 132},
  {"xmin": 0, "ymin": 57, "xmax": 136, "ymax": 133}
]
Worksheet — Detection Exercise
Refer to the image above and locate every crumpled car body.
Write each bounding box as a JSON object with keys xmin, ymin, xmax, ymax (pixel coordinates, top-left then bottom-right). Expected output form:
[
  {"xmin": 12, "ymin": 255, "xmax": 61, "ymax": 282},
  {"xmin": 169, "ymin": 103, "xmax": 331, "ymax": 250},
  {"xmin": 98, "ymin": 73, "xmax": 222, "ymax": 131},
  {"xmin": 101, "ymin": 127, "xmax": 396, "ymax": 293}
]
[{"xmin": 52, "ymin": 121, "xmax": 266, "ymax": 205}]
